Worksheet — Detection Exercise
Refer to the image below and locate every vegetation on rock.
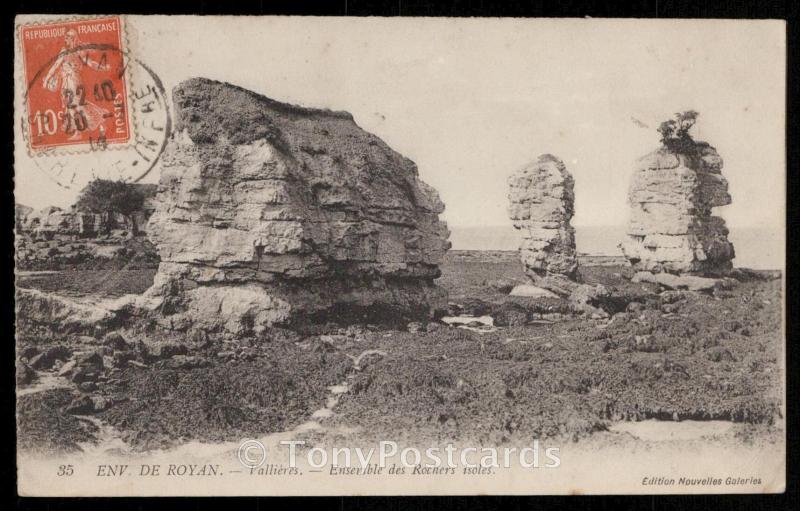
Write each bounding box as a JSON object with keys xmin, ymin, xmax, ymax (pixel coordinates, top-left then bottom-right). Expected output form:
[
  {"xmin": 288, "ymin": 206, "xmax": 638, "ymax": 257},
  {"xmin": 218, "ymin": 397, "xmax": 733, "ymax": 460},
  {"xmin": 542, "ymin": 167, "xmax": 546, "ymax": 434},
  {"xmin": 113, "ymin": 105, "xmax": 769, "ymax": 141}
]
[
  {"xmin": 75, "ymin": 179, "xmax": 146, "ymax": 235},
  {"xmin": 657, "ymin": 110, "xmax": 700, "ymax": 154}
]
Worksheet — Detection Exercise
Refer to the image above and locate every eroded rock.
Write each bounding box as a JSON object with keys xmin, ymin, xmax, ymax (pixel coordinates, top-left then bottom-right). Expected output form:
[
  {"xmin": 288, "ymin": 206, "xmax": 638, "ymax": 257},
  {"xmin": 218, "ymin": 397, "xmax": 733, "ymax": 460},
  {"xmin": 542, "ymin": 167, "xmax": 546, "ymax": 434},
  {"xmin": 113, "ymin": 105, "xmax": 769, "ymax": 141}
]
[
  {"xmin": 29, "ymin": 345, "xmax": 72, "ymax": 370},
  {"xmin": 507, "ymin": 155, "xmax": 611, "ymax": 317},
  {"xmin": 144, "ymin": 78, "xmax": 450, "ymax": 334},
  {"xmin": 16, "ymin": 288, "xmax": 116, "ymax": 335},
  {"xmin": 621, "ymin": 144, "xmax": 735, "ymax": 274},
  {"xmin": 632, "ymin": 271, "xmax": 732, "ymax": 292},
  {"xmin": 508, "ymin": 154, "xmax": 577, "ymax": 283},
  {"xmin": 508, "ymin": 284, "xmax": 559, "ymax": 299}
]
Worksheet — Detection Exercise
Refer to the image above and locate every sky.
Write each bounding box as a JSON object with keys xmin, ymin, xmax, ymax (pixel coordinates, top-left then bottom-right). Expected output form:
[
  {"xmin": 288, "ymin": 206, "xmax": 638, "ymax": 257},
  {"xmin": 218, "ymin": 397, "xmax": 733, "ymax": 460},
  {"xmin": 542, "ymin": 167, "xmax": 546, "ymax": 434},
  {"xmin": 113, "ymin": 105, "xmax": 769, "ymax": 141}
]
[{"xmin": 15, "ymin": 16, "xmax": 786, "ymax": 230}]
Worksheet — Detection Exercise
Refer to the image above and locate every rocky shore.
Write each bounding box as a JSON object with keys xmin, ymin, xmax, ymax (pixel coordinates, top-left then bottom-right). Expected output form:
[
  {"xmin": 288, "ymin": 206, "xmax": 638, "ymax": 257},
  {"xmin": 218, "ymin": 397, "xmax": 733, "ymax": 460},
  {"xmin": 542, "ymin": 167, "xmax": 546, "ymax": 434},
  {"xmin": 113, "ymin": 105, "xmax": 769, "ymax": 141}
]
[{"xmin": 16, "ymin": 252, "xmax": 783, "ymax": 453}]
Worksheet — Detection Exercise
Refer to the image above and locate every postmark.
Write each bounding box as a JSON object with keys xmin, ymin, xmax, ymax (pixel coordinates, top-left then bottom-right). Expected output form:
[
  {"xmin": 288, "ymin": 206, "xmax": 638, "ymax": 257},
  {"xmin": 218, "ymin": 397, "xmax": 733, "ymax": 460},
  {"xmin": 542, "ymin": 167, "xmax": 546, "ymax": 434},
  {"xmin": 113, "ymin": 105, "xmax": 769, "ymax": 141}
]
[{"xmin": 17, "ymin": 15, "xmax": 171, "ymax": 189}]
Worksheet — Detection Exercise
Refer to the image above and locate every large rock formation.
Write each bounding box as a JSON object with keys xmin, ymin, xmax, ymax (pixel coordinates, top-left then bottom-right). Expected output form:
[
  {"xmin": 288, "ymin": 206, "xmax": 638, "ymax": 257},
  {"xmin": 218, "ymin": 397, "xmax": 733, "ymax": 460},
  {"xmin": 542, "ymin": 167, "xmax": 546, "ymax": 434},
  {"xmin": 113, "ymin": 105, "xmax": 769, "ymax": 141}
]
[
  {"xmin": 144, "ymin": 78, "xmax": 450, "ymax": 334},
  {"xmin": 508, "ymin": 154, "xmax": 578, "ymax": 283},
  {"xmin": 507, "ymin": 154, "xmax": 611, "ymax": 317},
  {"xmin": 621, "ymin": 144, "xmax": 735, "ymax": 275}
]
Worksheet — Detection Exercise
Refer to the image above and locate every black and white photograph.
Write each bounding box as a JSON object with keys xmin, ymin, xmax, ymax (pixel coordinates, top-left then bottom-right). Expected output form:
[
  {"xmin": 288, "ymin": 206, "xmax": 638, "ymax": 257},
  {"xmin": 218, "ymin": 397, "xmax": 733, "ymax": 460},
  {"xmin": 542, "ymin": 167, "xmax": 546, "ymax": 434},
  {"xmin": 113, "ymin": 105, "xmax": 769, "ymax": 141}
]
[{"xmin": 13, "ymin": 15, "xmax": 787, "ymax": 496}]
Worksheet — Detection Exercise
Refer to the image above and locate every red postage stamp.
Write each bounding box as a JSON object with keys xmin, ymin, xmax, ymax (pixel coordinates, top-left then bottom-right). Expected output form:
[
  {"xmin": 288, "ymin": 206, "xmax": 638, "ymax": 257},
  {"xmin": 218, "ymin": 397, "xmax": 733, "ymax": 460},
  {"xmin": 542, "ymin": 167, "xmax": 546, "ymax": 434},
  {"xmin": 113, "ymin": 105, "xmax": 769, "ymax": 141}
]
[{"xmin": 19, "ymin": 16, "xmax": 131, "ymax": 151}]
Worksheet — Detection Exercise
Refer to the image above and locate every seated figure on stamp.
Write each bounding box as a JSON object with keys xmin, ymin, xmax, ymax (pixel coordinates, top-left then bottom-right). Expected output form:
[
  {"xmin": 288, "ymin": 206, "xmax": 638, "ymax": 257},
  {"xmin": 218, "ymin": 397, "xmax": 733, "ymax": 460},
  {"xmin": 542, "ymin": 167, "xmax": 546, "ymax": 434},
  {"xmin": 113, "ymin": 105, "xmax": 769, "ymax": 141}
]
[{"xmin": 42, "ymin": 28, "xmax": 110, "ymax": 141}]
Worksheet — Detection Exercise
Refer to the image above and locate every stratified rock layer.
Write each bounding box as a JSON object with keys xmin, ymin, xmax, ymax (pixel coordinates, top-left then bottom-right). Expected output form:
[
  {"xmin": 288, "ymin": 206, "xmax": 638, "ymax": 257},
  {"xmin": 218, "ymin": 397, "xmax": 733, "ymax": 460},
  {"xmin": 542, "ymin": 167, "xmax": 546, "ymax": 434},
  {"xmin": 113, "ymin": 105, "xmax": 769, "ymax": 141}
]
[
  {"xmin": 508, "ymin": 154, "xmax": 578, "ymax": 283},
  {"xmin": 145, "ymin": 78, "xmax": 450, "ymax": 334},
  {"xmin": 621, "ymin": 144, "xmax": 735, "ymax": 275}
]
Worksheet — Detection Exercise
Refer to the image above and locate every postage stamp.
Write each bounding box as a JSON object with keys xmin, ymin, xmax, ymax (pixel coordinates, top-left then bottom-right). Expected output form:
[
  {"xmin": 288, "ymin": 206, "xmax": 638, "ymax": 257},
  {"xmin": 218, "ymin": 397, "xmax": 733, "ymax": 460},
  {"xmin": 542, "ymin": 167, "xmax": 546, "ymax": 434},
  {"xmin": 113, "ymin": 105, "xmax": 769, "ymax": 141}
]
[
  {"xmin": 19, "ymin": 16, "xmax": 132, "ymax": 151},
  {"xmin": 15, "ymin": 15, "xmax": 171, "ymax": 192}
]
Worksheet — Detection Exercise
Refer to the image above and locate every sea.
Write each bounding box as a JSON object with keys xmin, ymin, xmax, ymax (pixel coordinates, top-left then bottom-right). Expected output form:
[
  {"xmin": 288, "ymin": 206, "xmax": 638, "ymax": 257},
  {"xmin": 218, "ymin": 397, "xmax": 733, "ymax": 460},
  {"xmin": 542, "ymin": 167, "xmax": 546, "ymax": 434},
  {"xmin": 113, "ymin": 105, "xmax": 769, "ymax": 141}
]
[{"xmin": 448, "ymin": 225, "xmax": 784, "ymax": 271}]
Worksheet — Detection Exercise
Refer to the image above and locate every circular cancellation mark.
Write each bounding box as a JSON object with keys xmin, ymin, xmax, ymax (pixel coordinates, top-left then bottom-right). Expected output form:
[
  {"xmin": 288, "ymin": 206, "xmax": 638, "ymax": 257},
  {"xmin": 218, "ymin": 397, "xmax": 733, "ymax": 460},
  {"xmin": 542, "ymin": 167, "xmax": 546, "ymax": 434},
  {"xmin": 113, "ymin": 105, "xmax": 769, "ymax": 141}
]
[{"xmin": 21, "ymin": 37, "xmax": 172, "ymax": 190}]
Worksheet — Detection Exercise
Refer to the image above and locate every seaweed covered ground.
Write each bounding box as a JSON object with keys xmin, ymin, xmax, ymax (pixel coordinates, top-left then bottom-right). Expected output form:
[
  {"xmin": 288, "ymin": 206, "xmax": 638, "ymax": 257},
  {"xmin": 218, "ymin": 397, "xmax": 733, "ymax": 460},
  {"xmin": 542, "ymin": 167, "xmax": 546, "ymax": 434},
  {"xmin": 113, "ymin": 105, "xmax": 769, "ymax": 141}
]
[{"xmin": 15, "ymin": 251, "xmax": 784, "ymax": 453}]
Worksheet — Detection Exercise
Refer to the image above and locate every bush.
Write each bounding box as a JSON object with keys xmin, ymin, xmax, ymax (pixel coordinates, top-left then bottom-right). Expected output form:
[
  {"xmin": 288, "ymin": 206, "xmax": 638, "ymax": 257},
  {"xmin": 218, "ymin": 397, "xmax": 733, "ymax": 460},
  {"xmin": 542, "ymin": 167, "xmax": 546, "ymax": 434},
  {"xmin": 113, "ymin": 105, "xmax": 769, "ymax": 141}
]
[
  {"xmin": 75, "ymin": 179, "xmax": 145, "ymax": 235},
  {"xmin": 657, "ymin": 110, "xmax": 700, "ymax": 154}
]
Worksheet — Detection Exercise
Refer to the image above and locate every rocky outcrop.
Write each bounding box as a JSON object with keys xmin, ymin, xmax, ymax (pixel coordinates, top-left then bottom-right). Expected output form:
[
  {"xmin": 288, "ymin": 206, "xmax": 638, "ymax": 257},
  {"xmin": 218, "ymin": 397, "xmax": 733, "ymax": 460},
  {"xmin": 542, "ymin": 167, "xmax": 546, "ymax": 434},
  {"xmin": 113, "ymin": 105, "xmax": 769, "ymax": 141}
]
[
  {"xmin": 507, "ymin": 155, "xmax": 611, "ymax": 318},
  {"xmin": 631, "ymin": 271, "xmax": 734, "ymax": 292},
  {"xmin": 508, "ymin": 154, "xmax": 578, "ymax": 282},
  {"xmin": 23, "ymin": 206, "xmax": 66, "ymax": 235},
  {"xmin": 18, "ymin": 185, "xmax": 157, "ymax": 240},
  {"xmin": 16, "ymin": 194, "xmax": 160, "ymax": 271},
  {"xmin": 15, "ymin": 288, "xmax": 116, "ymax": 335},
  {"xmin": 15, "ymin": 235, "xmax": 159, "ymax": 271},
  {"xmin": 508, "ymin": 154, "xmax": 607, "ymax": 316},
  {"xmin": 621, "ymin": 144, "xmax": 735, "ymax": 275},
  {"xmin": 15, "ymin": 204, "xmax": 33, "ymax": 232},
  {"xmin": 144, "ymin": 78, "xmax": 450, "ymax": 334}
]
